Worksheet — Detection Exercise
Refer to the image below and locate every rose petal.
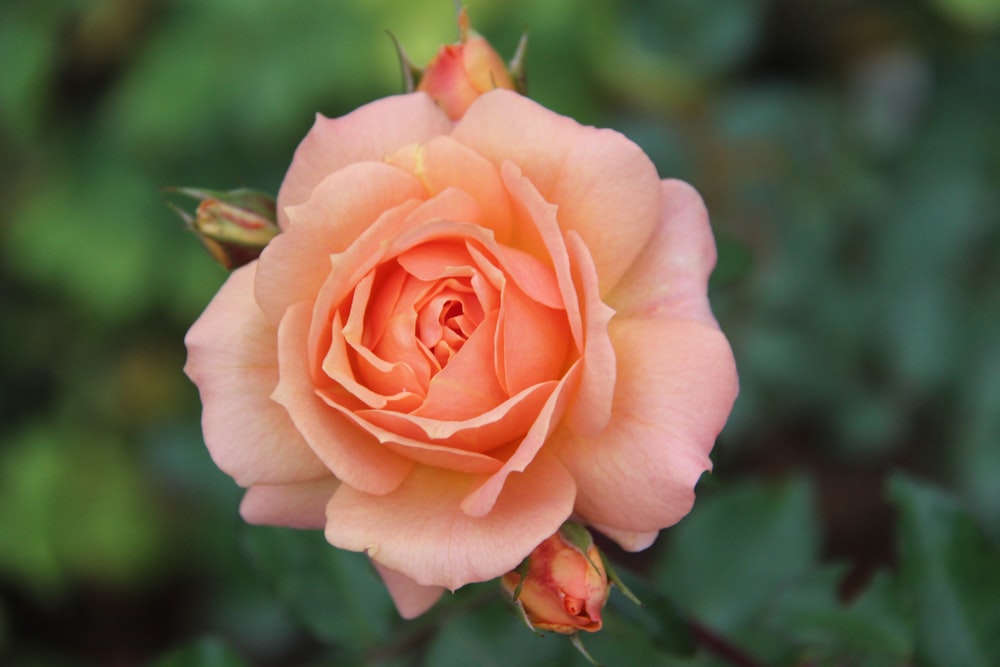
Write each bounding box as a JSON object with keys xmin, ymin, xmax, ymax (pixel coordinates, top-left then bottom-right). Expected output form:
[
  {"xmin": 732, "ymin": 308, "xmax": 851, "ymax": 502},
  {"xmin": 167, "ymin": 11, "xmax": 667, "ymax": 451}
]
[
  {"xmin": 373, "ymin": 561, "xmax": 446, "ymax": 619},
  {"xmin": 553, "ymin": 317, "xmax": 738, "ymax": 537},
  {"xmin": 586, "ymin": 523, "xmax": 659, "ymax": 552},
  {"xmin": 386, "ymin": 136, "xmax": 513, "ymax": 243},
  {"xmin": 415, "ymin": 310, "xmax": 507, "ymax": 420},
  {"xmin": 184, "ymin": 264, "xmax": 329, "ymax": 486},
  {"xmin": 452, "ymin": 90, "xmax": 583, "ymax": 198},
  {"xmin": 257, "ymin": 163, "xmax": 426, "ymax": 325},
  {"xmin": 607, "ymin": 179, "xmax": 721, "ymax": 326},
  {"xmin": 316, "ymin": 396, "xmax": 506, "ymax": 474},
  {"xmin": 501, "ymin": 161, "xmax": 583, "ymax": 350},
  {"xmin": 356, "ymin": 380, "xmax": 558, "ymax": 453},
  {"xmin": 455, "ymin": 90, "xmax": 660, "ymax": 293},
  {"xmin": 307, "ymin": 188, "xmax": 486, "ymax": 344},
  {"xmin": 548, "ymin": 126, "xmax": 661, "ymax": 295},
  {"xmin": 496, "ymin": 281, "xmax": 571, "ymax": 395},
  {"xmin": 325, "ymin": 451, "xmax": 576, "ymax": 590},
  {"xmin": 562, "ymin": 231, "xmax": 617, "ymax": 436},
  {"xmin": 239, "ymin": 477, "xmax": 340, "ymax": 529},
  {"xmin": 276, "ymin": 93, "xmax": 452, "ymax": 228},
  {"xmin": 322, "ymin": 308, "xmax": 423, "ymax": 411},
  {"xmin": 273, "ymin": 301, "xmax": 414, "ymax": 495},
  {"xmin": 459, "ymin": 362, "xmax": 581, "ymax": 517}
]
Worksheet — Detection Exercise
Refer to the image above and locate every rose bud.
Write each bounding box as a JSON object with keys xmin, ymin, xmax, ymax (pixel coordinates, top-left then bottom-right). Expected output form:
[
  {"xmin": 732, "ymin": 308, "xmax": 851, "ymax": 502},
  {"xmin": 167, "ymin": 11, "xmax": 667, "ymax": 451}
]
[
  {"xmin": 416, "ymin": 7, "xmax": 522, "ymax": 120},
  {"xmin": 502, "ymin": 525, "xmax": 610, "ymax": 634},
  {"xmin": 167, "ymin": 187, "xmax": 279, "ymax": 270}
]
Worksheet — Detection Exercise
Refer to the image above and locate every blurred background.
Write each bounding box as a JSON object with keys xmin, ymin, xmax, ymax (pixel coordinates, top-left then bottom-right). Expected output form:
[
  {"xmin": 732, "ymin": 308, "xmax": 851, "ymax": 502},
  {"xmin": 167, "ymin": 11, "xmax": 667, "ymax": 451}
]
[{"xmin": 1, "ymin": 0, "xmax": 998, "ymax": 665}]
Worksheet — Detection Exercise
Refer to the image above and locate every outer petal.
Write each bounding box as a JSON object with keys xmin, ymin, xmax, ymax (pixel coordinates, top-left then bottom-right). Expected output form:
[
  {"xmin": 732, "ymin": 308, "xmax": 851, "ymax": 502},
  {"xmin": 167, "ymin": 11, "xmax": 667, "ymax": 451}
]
[
  {"xmin": 548, "ymin": 127, "xmax": 660, "ymax": 296},
  {"xmin": 273, "ymin": 301, "xmax": 415, "ymax": 496},
  {"xmin": 276, "ymin": 93, "xmax": 452, "ymax": 228},
  {"xmin": 373, "ymin": 562, "xmax": 446, "ymax": 619},
  {"xmin": 239, "ymin": 477, "xmax": 340, "ymax": 529},
  {"xmin": 386, "ymin": 136, "xmax": 514, "ymax": 243},
  {"xmin": 454, "ymin": 90, "xmax": 660, "ymax": 293},
  {"xmin": 325, "ymin": 452, "xmax": 576, "ymax": 591},
  {"xmin": 452, "ymin": 90, "xmax": 583, "ymax": 197},
  {"xmin": 607, "ymin": 179, "xmax": 721, "ymax": 327},
  {"xmin": 586, "ymin": 523, "xmax": 658, "ymax": 552},
  {"xmin": 553, "ymin": 317, "xmax": 737, "ymax": 539},
  {"xmin": 184, "ymin": 264, "xmax": 329, "ymax": 486}
]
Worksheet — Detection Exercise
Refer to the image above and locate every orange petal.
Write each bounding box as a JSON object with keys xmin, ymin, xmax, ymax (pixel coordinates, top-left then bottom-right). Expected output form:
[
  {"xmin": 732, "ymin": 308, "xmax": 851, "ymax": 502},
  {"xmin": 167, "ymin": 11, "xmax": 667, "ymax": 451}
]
[
  {"xmin": 356, "ymin": 380, "xmax": 558, "ymax": 454},
  {"xmin": 388, "ymin": 136, "xmax": 514, "ymax": 243},
  {"xmin": 239, "ymin": 477, "xmax": 340, "ymax": 529},
  {"xmin": 276, "ymin": 94, "xmax": 451, "ymax": 228},
  {"xmin": 273, "ymin": 301, "xmax": 414, "ymax": 495},
  {"xmin": 373, "ymin": 561, "xmax": 446, "ymax": 619},
  {"xmin": 607, "ymin": 179, "xmax": 722, "ymax": 326},
  {"xmin": 460, "ymin": 362, "xmax": 581, "ymax": 517},
  {"xmin": 256, "ymin": 163, "xmax": 425, "ymax": 325},
  {"xmin": 452, "ymin": 90, "xmax": 583, "ymax": 199},
  {"xmin": 184, "ymin": 264, "xmax": 328, "ymax": 486},
  {"xmin": 415, "ymin": 310, "xmax": 507, "ymax": 421},
  {"xmin": 563, "ymin": 231, "xmax": 617, "ymax": 436},
  {"xmin": 496, "ymin": 281, "xmax": 571, "ymax": 395},
  {"xmin": 553, "ymin": 317, "xmax": 738, "ymax": 539},
  {"xmin": 501, "ymin": 161, "xmax": 583, "ymax": 350},
  {"xmin": 547, "ymin": 125, "xmax": 661, "ymax": 295},
  {"xmin": 316, "ymin": 400, "xmax": 506, "ymax": 475},
  {"xmin": 325, "ymin": 452, "xmax": 576, "ymax": 590}
]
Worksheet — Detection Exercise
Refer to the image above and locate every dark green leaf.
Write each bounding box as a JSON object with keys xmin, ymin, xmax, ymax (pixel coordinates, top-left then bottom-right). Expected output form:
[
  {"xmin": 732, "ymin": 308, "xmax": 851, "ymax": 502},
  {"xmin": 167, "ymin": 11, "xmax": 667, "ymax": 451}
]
[
  {"xmin": 150, "ymin": 637, "xmax": 249, "ymax": 667},
  {"xmin": 424, "ymin": 599, "xmax": 570, "ymax": 667},
  {"xmin": 889, "ymin": 474, "xmax": 1000, "ymax": 667},
  {"xmin": 655, "ymin": 477, "xmax": 819, "ymax": 632},
  {"xmin": 240, "ymin": 525, "xmax": 397, "ymax": 651}
]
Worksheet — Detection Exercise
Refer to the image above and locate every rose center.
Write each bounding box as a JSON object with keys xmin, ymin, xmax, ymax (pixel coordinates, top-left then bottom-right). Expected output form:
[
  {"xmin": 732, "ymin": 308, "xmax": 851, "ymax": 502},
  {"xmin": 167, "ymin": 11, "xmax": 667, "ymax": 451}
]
[{"xmin": 414, "ymin": 280, "xmax": 481, "ymax": 368}]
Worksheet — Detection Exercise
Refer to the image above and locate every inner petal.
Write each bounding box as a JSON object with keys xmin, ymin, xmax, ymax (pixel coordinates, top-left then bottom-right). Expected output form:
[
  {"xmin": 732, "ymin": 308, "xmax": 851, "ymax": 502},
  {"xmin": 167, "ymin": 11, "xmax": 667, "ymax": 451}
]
[{"xmin": 414, "ymin": 279, "xmax": 484, "ymax": 366}]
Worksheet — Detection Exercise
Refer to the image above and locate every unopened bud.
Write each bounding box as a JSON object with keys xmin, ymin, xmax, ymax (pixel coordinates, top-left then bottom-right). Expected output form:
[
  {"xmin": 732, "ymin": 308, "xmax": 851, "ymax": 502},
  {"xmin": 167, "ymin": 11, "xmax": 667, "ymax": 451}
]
[
  {"xmin": 414, "ymin": 7, "xmax": 524, "ymax": 120},
  {"xmin": 502, "ymin": 524, "xmax": 610, "ymax": 634},
  {"xmin": 167, "ymin": 187, "xmax": 279, "ymax": 270}
]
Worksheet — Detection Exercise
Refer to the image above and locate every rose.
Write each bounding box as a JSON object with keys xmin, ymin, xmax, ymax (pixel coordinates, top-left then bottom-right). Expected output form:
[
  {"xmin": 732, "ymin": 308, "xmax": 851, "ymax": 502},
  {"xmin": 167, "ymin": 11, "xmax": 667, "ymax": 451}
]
[
  {"xmin": 184, "ymin": 89, "xmax": 738, "ymax": 618},
  {"xmin": 502, "ymin": 529, "xmax": 610, "ymax": 634}
]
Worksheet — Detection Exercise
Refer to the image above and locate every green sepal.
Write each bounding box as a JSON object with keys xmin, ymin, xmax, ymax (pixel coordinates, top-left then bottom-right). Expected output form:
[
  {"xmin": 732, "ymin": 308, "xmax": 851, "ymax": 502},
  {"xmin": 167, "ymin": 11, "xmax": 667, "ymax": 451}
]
[
  {"xmin": 600, "ymin": 550, "xmax": 643, "ymax": 607},
  {"xmin": 510, "ymin": 556, "xmax": 531, "ymax": 602},
  {"xmin": 509, "ymin": 595, "xmax": 543, "ymax": 637},
  {"xmin": 558, "ymin": 521, "xmax": 601, "ymax": 575},
  {"xmin": 386, "ymin": 31, "xmax": 422, "ymax": 93},
  {"xmin": 569, "ymin": 633, "xmax": 603, "ymax": 666},
  {"xmin": 508, "ymin": 27, "xmax": 529, "ymax": 94}
]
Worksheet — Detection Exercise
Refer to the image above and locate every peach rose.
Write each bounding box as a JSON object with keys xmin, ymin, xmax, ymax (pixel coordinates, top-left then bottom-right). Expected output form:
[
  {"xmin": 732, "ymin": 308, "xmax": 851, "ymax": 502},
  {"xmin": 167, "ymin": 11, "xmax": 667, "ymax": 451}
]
[{"xmin": 184, "ymin": 89, "xmax": 737, "ymax": 619}]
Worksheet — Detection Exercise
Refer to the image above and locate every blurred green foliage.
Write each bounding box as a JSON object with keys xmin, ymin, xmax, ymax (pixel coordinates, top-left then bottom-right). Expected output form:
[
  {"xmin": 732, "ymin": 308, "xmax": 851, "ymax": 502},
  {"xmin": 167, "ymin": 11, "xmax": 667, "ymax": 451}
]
[{"xmin": 1, "ymin": 0, "xmax": 999, "ymax": 665}]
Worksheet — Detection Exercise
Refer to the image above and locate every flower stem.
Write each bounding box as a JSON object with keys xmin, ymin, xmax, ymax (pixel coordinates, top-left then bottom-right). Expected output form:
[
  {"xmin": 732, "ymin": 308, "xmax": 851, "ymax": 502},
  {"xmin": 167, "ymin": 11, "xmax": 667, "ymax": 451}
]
[{"xmin": 689, "ymin": 618, "xmax": 763, "ymax": 667}]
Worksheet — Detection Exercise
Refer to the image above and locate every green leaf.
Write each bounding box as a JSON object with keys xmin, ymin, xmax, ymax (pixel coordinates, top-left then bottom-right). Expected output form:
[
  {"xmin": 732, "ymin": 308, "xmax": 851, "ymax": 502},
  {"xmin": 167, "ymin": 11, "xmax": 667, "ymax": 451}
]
[
  {"xmin": 767, "ymin": 567, "xmax": 912, "ymax": 665},
  {"xmin": 0, "ymin": 423, "xmax": 162, "ymax": 594},
  {"xmin": 927, "ymin": 0, "xmax": 1000, "ymax": 29},
  {"xmin": 150, "ymin": 637, "xmax": 249, "ymax": 667},
  {"xmin": 424, "ymin": 599, "xmax": 570, "ymax": 667},
  {"xmin": 655, "ymin": 477, "xmax": 819, "ymax": 632},
  {"xmin": 889, "ymin": 474, "xmax": 1000, "ymax": 667},
  {"xmin": 240, "ymin": 525, "xmax": 397, "ymax": 651},
  {"xmin": 605, "ymin": 568, "xmax": 695, "ymax": 657}
]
